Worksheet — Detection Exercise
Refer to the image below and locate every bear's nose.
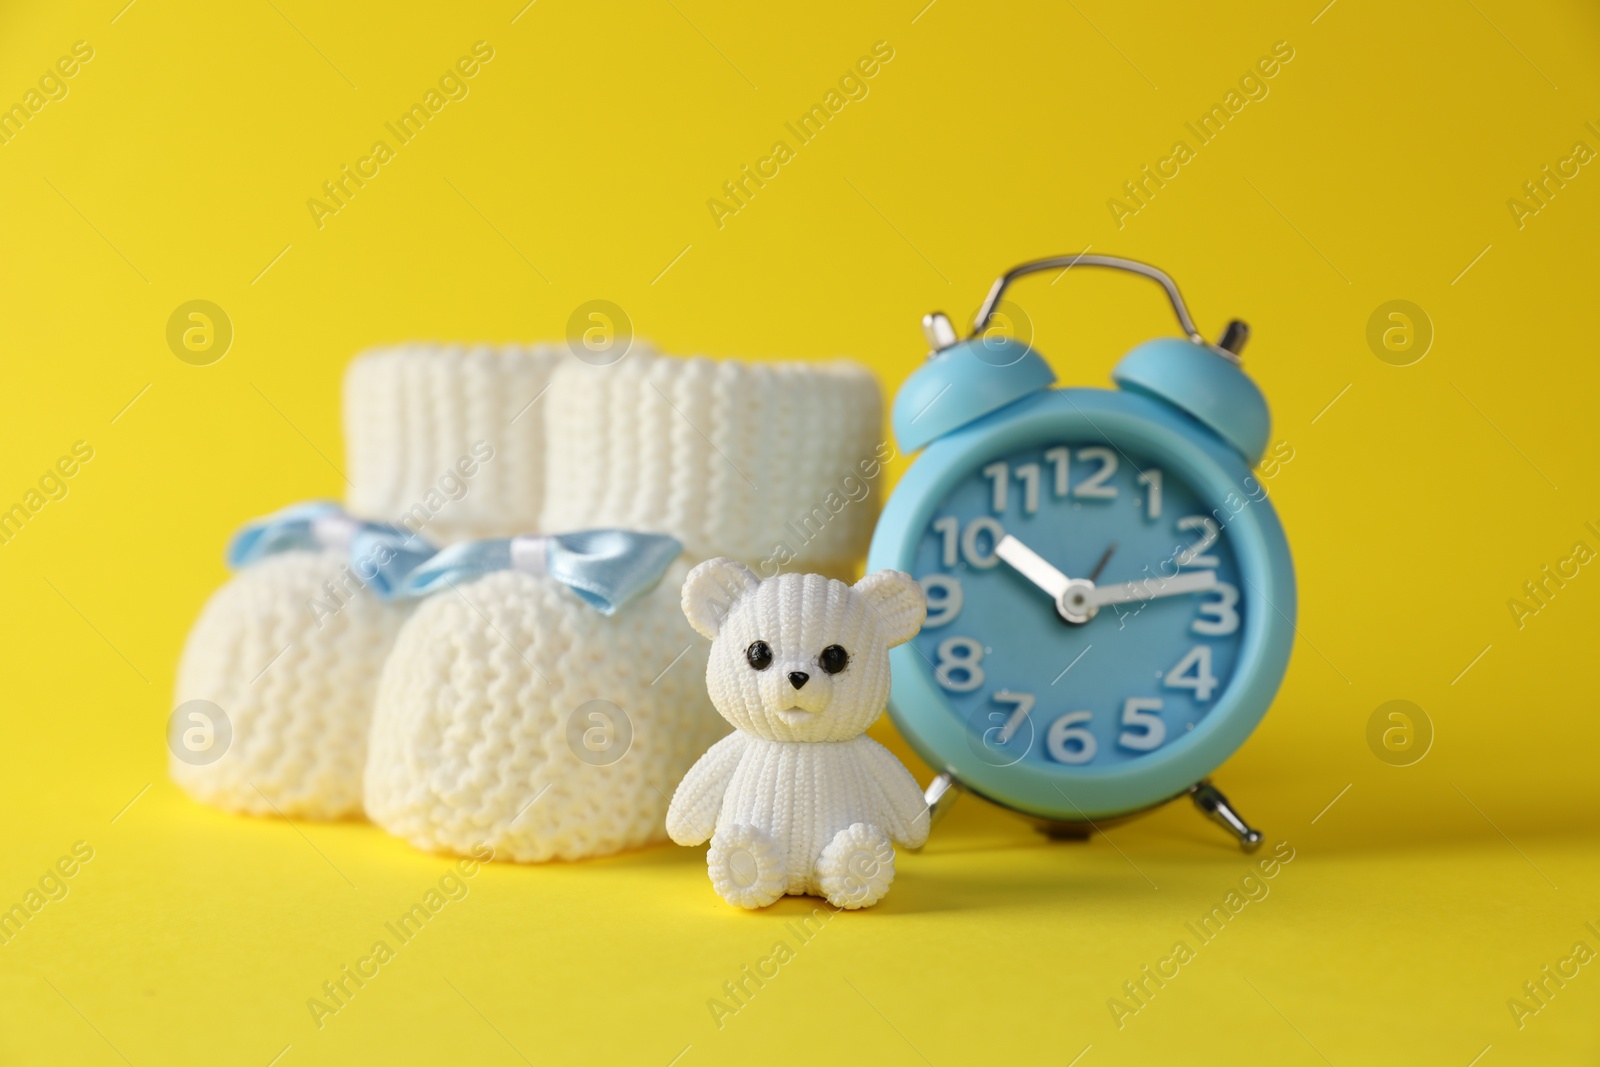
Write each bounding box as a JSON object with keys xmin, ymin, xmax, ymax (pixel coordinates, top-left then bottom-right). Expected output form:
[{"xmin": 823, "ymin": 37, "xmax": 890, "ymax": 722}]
[{"xmin": 788, "ymin": 671, "xmax": 810, "ymax": 690}]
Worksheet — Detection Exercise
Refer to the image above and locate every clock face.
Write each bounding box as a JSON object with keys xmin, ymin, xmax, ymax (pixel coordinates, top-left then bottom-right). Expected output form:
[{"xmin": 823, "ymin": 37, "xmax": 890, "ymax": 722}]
[{"xmin": 906, "ymin": 436, "xmax": 1245, "ymax": 783}]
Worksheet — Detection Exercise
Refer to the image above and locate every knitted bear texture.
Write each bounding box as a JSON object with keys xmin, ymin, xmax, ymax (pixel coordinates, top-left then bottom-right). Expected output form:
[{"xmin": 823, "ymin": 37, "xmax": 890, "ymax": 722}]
[
  {"xmin": 364, "ymin": 558, "xmax": 727, "ymax": 862},
  {"xmin": 343, "ymin": 343, "xmax": 567, "ymax": 543},
  {"xmin": 668, "ymin": 560, "xmax": 930, "ymax": 909},
  {"xmin": 172, "ymin": 549, "xmax": 413, "ymax": 819},
  {"xmin": 540, "ymin": 353, "xmax": 885, "ymax": 578}
]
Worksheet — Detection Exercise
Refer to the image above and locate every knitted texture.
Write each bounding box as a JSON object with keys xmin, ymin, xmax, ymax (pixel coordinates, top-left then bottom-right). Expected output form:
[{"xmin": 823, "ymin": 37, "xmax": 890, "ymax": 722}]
[
  {"xmin": 540, "ymin": 353, "xmax": 885, "ymax": 578},
  {"xmin": 668, "ymin": 561, "xmax": 931, "ymax": 909},
  {"xmin": 343, "ymin": 343, "xmax": 567, "ymax": 543},
  {"xmin": 364, "ymin": 558, "xmax": 727, "ymax": 862},
  {"xmin": 172, "ymin": 550, "xmax": 413, "ymax": 819}
]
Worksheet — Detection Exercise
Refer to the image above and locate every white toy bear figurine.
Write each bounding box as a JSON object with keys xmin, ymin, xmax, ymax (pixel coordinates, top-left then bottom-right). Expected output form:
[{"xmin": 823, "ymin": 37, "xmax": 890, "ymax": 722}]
[{"xmin": 669, "ymin": 560, "xmax": 931, "ymax": 910}]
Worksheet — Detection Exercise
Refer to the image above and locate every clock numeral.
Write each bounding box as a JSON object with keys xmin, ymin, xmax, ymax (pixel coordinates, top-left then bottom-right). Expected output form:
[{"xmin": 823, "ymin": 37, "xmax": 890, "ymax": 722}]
[
  {"xmin": 1118, "ymin": 697, "xmax": 1166, "ymax": 751},
  {"xmin": 1015, "ymin": 463, "xmax": 1040, "ymax": 514},
  {"xmin": 1137, "ymin": 468, "xmax": 1163, "ymax": 521},
  {"xmin": 1043, "ymin": 446, "xmax": 1119, "ymax": 501},
  {"xmin": 962, "ymin": 518, "xmax": 1003, "ymax": 568},
  {"xmin": 991, "ymin": 689, "xmax": 1035, "ymax": 744},
  {"xmin": 934, "ymin": 636, "xmax": 985, "ymax": 692},
  {"xmin": 1073, "ymin": 447, "xmax": 1119, "ymax": 499},
  {"xmin": 931, "ymin": 516, "xmax": 1004, "ymax": 569},
  {"xmin": 933, "ymin": 516, "xmax": 959, "ymax": 567},
  {"xmin": 981, "ymin": 462, "xmax": 1042, "ymax": 515},
  {"xmin": 1046, "ymin": 710, "xmax": 1097, "ymax": 764},
  {"xmin": 1163, "ymin": 645, "xmax": 1219, "ymax": 702},
  {"xmin": 1176, "ymin": 515, "xmax": 1221, "ymax": 568},
  {"xmin": 1192, "ymin": 582, "xmax": 1240, "ymax": 636},
  {"xmin": 919, "ymin": 574, "xmax": 964, "ymax": 628},
  {"xmin": 1045, "ymin": 446, "xmax": 1070, "ymax": 497},
  {"xmin": 982, "ymin": 462, "xmax": 1009, "ymax": 513}
]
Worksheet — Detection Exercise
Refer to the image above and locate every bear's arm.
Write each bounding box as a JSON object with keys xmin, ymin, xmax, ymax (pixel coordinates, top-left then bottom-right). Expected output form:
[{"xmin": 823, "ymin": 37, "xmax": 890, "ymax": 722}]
[
  {"xmin": 666, "ymin": 731, "xmax": 749, "ymax": 846},
  {"xmin": 854, "ymin": 737, "xmax": 932, "ymax": 848}
]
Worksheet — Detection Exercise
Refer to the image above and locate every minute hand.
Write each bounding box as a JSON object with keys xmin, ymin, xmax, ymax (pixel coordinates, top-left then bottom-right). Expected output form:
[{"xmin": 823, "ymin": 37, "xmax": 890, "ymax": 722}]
[{"xmin": 1088, "ymin": 570, "xmax": 1218, "ymax": 607}]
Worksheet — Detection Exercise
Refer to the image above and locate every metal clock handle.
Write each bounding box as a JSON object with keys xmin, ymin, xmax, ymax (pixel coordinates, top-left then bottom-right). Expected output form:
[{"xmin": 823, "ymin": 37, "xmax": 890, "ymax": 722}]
[{"xmin": 967, "ymin": 253, "xmax": 1250, "ymax": 363}]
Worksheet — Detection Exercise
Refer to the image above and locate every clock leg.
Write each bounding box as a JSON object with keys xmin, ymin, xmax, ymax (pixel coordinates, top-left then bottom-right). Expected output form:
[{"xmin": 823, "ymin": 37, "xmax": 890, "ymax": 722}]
[
  {"xmin": 925, "ymin": 772, "xmax": 962, "ymax": 821},
  {"xmin": 909, "ymin": 773, "xmax": 962, "ymax": 849},
  {"xmin": 905, "ymin": 773, "xmax": 960, "ymax": 853},
  {"xmin": 1189, "ymin": 780, "xmax": 1264, "ymax": 852}
]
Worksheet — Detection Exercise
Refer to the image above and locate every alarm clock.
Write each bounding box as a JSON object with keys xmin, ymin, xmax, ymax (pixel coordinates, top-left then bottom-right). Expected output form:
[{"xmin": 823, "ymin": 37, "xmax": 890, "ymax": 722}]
[{"xmin": 866, "ymin": 254, "xmax": 1295, "ymax": 850}]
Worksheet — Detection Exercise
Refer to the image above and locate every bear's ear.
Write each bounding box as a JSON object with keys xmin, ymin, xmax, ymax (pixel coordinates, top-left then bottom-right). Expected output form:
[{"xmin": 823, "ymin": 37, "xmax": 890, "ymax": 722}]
[
  {"xmin": 682, "ymin": 557, "xmax": 760, "ymax": 640},
  {"xmin": 852, "ymin": 570, "xmax": 926, "ymax": 648}
]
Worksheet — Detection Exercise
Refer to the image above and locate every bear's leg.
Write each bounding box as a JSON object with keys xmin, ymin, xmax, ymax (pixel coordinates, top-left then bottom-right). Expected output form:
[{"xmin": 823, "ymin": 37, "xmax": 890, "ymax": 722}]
[
  {"xmin": 816, "ymin": 823, "xmax": 896, "ymax": 910},
  {"xmin": 707, "ymin": 824, "xmax": 787, "ymax": 909}
]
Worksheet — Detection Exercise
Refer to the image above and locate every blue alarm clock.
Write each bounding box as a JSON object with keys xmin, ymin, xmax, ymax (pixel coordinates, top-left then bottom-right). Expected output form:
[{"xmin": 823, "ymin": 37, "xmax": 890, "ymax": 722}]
[{"xmin": 866, "ymin": 255, "xmax": 1296, "ymax": 850}]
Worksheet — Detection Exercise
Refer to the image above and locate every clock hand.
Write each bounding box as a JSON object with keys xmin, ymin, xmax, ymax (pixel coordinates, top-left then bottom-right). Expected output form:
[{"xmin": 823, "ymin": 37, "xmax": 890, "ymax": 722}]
[
  {"xmin": 997, "ymin": 535, "xmax": 1105, "ymax": 625},
  {"xmin": 997, "ymin": 535, "xmax": 1204, "ymax": 623},
  {"xmin": 1087, "ymin": 542, "xmax": 1117, "ymax": 582},
  {"xmin": 995, "ymin": 534, "xmax": 1072, "ymax": 599},
  {"xmin": 1087, "ymin": 570, "xmax": 1218, "ymax": 607}
]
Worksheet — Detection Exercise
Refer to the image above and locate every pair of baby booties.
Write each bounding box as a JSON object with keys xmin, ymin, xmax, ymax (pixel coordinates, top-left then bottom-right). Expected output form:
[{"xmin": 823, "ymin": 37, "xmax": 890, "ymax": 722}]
[{"xmin": 172, "ymin": 344, "xmax": 886, "ymax": 865}]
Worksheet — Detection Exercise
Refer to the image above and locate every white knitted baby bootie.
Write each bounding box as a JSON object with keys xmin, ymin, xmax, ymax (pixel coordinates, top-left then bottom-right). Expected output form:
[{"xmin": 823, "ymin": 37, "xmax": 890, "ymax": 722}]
[
  {"xmin": 171, "ymin": 345, "xmax": 563, "ymax": 819},
  {"xmin": 541, "ymin": 351, "xmax": 887, "ymax": 579},
  {"xmin": 363, "ymin": 351, "xmax": 888, "ymax": 862},
  {"xmin": 343, "ymin": 343, "xmax": 567, "ymax": 543},
  {"xmin": 171, "ymin": 505, "xmax": 433, "ymax": 818},
  {"xmin": 364, "ymin": 532, "xmax": 716, "ymax": 861}
]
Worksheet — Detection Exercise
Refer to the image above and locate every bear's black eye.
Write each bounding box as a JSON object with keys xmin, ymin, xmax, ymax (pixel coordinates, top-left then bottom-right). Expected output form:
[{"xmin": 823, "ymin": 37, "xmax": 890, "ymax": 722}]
[
  {"xmin": 746, "ymin": 641, "xmax": 773, "ymax": 670},
  {"xmin": 819, "ymin": 644, "xmax": 849, "ymax": 675}
]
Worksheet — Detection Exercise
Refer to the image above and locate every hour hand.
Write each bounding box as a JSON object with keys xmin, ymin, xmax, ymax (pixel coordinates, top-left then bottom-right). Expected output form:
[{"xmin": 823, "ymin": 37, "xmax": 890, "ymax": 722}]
[
  {"xmin": 1088, "ymin": 570, "xmax": 1218, "ymax": 607},
  {"xmin": 996, "ymin": 534, "xmax": 1071, "ymax": 599}
]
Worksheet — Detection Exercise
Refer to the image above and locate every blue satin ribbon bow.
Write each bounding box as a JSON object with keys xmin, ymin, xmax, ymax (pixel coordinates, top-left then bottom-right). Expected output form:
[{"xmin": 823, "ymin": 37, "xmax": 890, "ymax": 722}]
[
  {"xmin": 398, "ymin": 529, "xmax": 683, "ymax": 615},
  {"xmin": 226, "ymin": 501, "xmax": 437, "ymax": 599}
]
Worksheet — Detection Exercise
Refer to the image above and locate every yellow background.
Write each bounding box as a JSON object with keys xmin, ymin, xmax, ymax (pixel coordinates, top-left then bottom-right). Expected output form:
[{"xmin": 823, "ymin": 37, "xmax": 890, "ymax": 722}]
[{"xmin": 2, "ymin": 0, "xmax": 1597, "ymax": 1063}]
